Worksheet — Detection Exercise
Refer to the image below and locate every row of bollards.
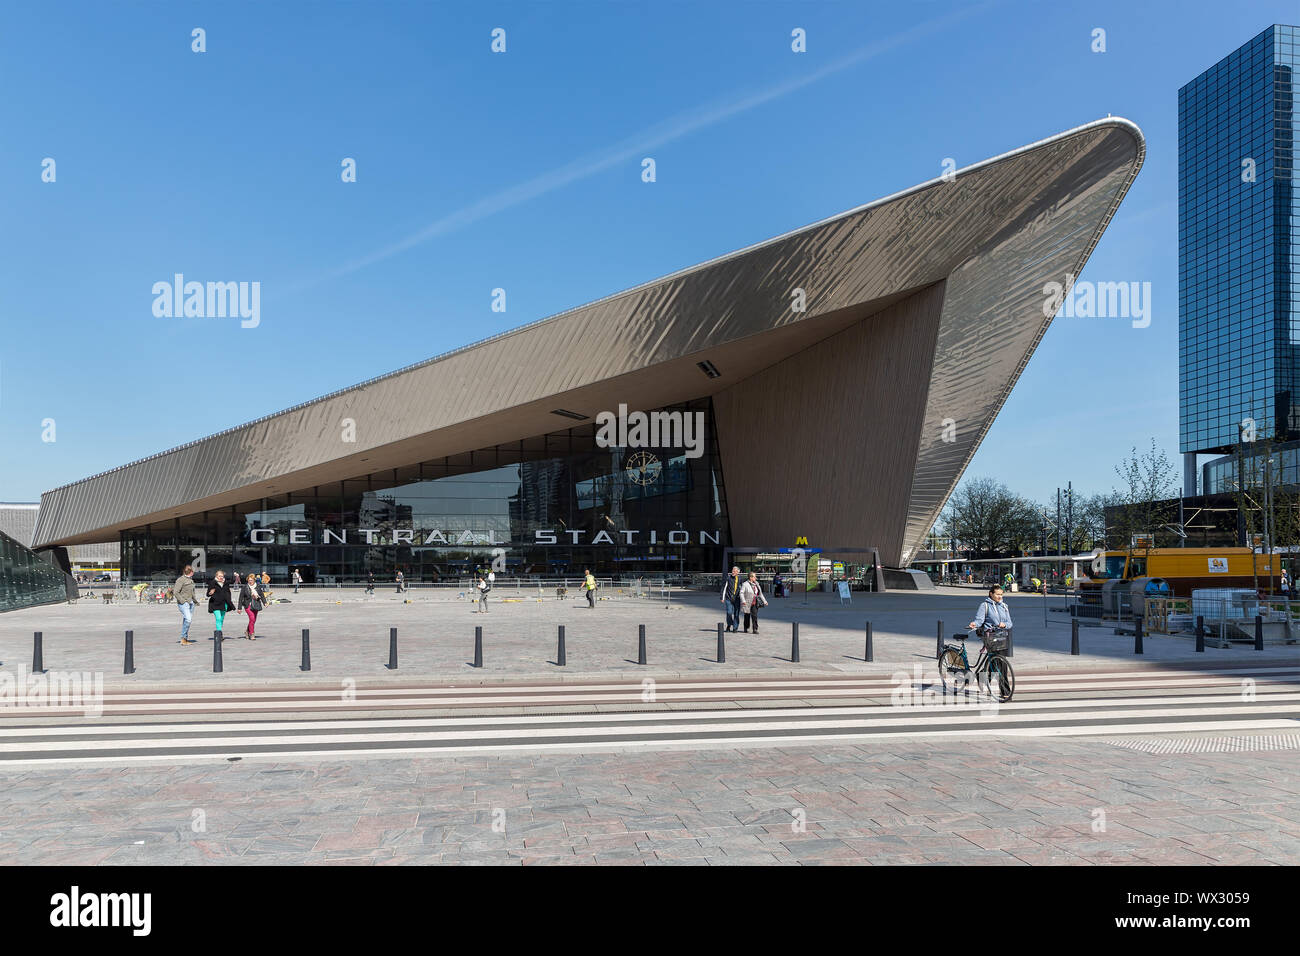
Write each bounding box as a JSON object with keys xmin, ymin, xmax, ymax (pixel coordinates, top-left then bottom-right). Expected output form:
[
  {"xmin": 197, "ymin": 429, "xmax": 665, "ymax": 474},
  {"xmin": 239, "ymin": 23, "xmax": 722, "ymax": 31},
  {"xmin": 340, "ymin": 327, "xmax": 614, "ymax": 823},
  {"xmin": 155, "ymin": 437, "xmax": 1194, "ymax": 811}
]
[{"xmin": 27, "ymin": 610, "xmax": 1279, "ymax": 679}]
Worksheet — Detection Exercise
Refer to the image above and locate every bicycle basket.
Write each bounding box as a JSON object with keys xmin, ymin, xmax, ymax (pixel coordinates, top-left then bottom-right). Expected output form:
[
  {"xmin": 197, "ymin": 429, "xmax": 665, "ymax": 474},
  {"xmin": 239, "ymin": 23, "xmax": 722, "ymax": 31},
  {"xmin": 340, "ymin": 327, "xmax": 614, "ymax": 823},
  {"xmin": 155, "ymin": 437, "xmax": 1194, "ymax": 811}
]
[{"xmin": 981, "ymin": 629, "xmax": 1010, "ymax": 653}]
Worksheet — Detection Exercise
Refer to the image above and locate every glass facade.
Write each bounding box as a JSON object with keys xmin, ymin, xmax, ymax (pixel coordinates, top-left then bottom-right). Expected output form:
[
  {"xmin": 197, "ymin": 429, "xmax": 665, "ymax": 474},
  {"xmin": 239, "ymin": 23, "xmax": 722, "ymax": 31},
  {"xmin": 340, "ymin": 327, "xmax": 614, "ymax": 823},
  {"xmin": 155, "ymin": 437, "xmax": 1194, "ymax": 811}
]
[
  {"xmin": 0, "ymin": 529, "xmax": 69, "ymax": 612},
  {"xmin": 1180, "ymin": 24, "xmax": 1300, "ymax": 455},
  {"xmin": 1203, "ymin": 438, "xmax": 1300, "ymax": 494},
  {"xmin": 119, "ymin": 398, "xmax": 731, "ymax": 582}
]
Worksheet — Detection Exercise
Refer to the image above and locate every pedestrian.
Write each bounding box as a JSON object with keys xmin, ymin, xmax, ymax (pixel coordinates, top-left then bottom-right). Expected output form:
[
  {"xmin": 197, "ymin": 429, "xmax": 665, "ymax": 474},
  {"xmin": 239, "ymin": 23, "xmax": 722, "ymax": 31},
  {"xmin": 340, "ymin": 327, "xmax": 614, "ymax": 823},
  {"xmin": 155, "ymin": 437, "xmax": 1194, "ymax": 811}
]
[
  {"xmin": 292, "ymin": 567, "xmax": 302, "ymax": 594},
  {"xmin": 239, "ymin": 572, "xmax": 264, "ymax": 640},
  {"xmin": 206, "ymin": 570, "xmax": 234, "ymax": 637},
  {"xmin": 740, "ymin": 572, "xmax": 766, "ymax": 633},
  {"xmin": 395, "ymin": 570, "xmax": 404, "ymax": 593},
  {"xmin": 583, "ymin": 568, "xmax": 597, "ymax": 608},
  {"xmin": 1281, "ymin": 568, "xmax": 1291, "ymax": 599},
  {"xmin": 474, "ymin": 572, "xmax": 490, "ymax": 612},
  {"xmin": 720, "ymin": 566, "xmax": 742, "ymax": 631},
  {"xmin": 773, "ymin": 571, "xmax": 785, "ymax": 599},
  {"xmin": 969, "ymin": 585, "xmax": 1013, "ymax": 633},
  {"xmin": 175, "ymin": 564, "xmax": 197, "ymax": 645},
  {"xmin": 365, "ymin": 570, "xmax": 375, "ymax": 595}
]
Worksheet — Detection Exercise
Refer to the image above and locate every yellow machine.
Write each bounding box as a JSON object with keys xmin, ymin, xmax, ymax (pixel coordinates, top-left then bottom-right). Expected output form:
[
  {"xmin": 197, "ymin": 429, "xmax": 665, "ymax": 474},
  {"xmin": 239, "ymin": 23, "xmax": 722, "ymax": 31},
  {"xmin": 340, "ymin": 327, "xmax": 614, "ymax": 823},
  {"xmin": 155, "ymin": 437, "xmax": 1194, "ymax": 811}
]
[{"xmin": 1079, "ymin": 547, "xmax": 1279, "ymax": 596}]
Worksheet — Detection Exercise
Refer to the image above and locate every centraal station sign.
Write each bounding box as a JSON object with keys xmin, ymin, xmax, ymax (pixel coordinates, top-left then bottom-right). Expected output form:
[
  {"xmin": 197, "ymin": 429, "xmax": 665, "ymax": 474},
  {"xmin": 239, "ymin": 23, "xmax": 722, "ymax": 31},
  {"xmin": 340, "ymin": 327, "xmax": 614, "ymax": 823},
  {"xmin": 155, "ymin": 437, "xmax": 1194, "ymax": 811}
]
[{"xmin": 248, "ymin": 527, "xmax": 722, "ymax": 546}]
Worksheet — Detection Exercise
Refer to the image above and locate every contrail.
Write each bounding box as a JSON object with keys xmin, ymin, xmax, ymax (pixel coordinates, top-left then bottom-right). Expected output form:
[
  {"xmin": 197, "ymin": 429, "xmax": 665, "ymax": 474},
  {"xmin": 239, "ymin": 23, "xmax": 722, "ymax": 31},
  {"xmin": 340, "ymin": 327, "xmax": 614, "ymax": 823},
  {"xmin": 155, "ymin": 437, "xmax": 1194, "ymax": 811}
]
[{"xmin": 292, "ymin": 2, "xmax": 995, "ymax": 291}]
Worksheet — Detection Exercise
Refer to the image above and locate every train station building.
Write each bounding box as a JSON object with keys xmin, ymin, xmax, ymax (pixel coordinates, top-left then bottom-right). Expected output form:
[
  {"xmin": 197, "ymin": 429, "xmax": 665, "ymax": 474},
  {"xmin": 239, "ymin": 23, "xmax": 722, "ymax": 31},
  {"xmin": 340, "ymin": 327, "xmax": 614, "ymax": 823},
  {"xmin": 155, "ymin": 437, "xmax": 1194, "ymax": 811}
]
[{"xmin": 21, "ymin": 119, "xmax": 1143, "ymax": 598}]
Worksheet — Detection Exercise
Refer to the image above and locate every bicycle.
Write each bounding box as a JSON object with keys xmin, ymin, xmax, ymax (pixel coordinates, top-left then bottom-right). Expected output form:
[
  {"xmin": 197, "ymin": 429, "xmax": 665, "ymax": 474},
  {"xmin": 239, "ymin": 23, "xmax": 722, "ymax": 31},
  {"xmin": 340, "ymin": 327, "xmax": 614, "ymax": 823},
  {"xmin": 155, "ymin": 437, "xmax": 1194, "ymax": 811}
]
[{"xmin": 938, "ymin": 626, "xmax": 1015, "ymax": 702}]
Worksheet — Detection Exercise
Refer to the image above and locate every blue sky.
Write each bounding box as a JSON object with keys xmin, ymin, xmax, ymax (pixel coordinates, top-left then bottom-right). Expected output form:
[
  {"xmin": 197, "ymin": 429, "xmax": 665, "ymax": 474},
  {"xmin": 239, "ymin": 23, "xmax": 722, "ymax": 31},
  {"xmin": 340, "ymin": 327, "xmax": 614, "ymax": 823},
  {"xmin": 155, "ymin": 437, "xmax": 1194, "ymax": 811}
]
[{"xmin": 1, "ymin": 0, "xmax": 1293, "ymax": 506}]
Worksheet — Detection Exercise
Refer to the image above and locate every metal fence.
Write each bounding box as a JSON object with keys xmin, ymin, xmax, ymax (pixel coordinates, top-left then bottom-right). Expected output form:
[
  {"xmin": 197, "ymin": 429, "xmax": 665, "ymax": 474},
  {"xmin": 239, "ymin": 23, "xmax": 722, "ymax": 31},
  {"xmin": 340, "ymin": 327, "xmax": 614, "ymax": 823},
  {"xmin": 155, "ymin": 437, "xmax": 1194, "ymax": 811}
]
[{"xmin": 1039, "ymin": 586, "xmax": 1300, "ymax": 647}]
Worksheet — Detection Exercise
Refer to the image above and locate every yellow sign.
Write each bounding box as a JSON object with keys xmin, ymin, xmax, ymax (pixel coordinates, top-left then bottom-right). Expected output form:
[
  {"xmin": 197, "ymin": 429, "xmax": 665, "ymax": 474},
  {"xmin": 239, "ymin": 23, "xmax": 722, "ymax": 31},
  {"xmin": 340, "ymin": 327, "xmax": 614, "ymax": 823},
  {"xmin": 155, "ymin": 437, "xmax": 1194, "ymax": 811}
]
[{"xmin": 795, "ymin": 536, "xmax": 809, "ymax": 546}]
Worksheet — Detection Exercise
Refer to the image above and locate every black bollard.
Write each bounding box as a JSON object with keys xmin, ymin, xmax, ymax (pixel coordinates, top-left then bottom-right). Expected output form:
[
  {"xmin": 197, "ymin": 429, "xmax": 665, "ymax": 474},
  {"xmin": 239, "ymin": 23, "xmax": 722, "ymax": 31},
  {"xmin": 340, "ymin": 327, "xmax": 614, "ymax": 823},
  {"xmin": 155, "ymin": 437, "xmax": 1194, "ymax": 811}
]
[
  {"xmin": 638, "ymin": 624, "xmax": 647, "ymax": 666},
  {"xmin": 791, "ymin": 622, "xmax": 800, "ymax": 663},
  {"xmin": 557, "ymin": 625, "xmax": 566, "ymax": 667},
  {"xmin": 124, "ymin": 630, "xmax": 135, "ymax": 675},
  {"xmin": 717, "ymin": 622, "xmax": 725, "ymax": 664},
  {"xmin": 32, "ymin": 631, "xmax": 43, "ymax": 674},
  {"xmin": 387, "ymin": 627, "xmax": 398, "ymax": 670},
  {"xmin": 1255, "ymin": 614, "xmax": 1264, "ymax": 651},
  {"xmin": 213, "ymin": 629, "xmax": 223, "ymax": 673},
  {"xmin": 864, "ymin": 621, "xmax": 873, "ymax": 662},
  {"xmin": 1005, "ymin": 629, "xmax": 1014, "ymax": 658},
  {"xmin": 1071, "ymin": 617, "xmax": 1080, "ymax": 655},
  {"xmin": 936, "ymin": 620, "xmax": 944, "ymax": 659},
  {"xmin": 1133, "ymin": 616, "xmax": 1144, "ymax": 655},
  {"xmin": 1195, "ymin": 614, "xmax": 1205, "ymax": 653},
  {"xmin": 473, "ymin": 625, "xmax": 483, "ymax": 668},
  {"xmin": 301, "ymin": 628, "xmax": 311, "ymax": 671}
]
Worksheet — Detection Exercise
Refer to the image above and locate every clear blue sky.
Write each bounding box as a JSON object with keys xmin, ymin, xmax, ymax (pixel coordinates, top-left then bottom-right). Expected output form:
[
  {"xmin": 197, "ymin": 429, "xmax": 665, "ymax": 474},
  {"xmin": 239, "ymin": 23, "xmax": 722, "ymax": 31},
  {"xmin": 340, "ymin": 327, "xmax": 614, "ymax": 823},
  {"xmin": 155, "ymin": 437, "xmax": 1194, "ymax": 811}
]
[{"xmin": 1, "ymin": 0, "xmax": 1292, "ymax": 507}]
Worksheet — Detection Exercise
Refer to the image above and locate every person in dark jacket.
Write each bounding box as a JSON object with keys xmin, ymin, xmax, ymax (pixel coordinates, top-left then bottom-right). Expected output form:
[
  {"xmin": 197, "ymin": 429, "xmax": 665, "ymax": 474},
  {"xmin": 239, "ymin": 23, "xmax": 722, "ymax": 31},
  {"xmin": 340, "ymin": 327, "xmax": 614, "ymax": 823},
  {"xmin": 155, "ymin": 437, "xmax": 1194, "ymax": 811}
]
[
  {"xmin": 238, "ymin": 573, "xmax": 263, "ymax": 640},
  {"xmin": 720, "ymin": 567, "xmax": 742, "ymax": 631},
  {"xmin": 207, "ymin": 570, "xmax": 234, "ymax": 636}
]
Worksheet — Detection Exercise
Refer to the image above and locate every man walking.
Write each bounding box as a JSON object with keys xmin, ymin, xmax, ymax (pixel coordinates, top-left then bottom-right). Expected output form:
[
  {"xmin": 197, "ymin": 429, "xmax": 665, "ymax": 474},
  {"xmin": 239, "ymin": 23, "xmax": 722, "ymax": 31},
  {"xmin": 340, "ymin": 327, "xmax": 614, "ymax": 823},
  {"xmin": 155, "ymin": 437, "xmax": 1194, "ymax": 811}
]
[
  {"xmin": 175, "ymin": 565, "xmax": 196, "ymax": 645},
  {"xmin": 395, "ymin": 570, "xmax": 404, "ymax": 593},
  {"xmin": 292, "ymin": 567, "xmax": 302, "ymax": 594},
  {"xmin": 583, "ymin": 569, "xmax": 597, "ymax": 608},
  {"xmin": 365, "ymin": 570, "xmax": 375, "ymax": 595},
  {"xmin": 474, "ymin": 572, "xmax": 490, "ymax": 612},
  {"xmin": 721, "ymin": 566, "xmax": 742, "ymax": 632}
]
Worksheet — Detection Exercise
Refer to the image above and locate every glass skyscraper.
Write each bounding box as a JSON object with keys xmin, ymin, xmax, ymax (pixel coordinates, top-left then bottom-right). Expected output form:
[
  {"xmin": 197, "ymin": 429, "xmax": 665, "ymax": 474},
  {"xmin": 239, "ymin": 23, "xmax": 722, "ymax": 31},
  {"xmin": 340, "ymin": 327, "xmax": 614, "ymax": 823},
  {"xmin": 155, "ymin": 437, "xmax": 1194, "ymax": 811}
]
[{"xmin": 1181, "ymin": 24, "xmax": 1299, "ymax": 493}]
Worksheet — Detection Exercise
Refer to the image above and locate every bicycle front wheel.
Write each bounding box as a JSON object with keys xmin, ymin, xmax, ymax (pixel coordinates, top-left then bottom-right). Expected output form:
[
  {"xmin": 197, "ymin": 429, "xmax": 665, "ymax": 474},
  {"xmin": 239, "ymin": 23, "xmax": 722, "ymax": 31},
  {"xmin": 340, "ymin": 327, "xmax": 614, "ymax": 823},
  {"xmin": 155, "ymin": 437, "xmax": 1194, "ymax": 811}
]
[
  {"xmin": 938, "ymin": 648, "xmax": 965, "ymax": 693},
  {"xmin": 988, "ymin": 655, "xmax": 1015, "ymax": 702}
]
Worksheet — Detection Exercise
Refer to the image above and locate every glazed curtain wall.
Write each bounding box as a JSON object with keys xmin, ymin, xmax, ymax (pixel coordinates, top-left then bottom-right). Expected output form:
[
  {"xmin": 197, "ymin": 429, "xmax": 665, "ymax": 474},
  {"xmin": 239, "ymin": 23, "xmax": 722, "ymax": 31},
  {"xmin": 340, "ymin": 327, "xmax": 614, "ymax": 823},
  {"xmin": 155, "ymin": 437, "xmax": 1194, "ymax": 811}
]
[
  {"xmin": 120, "ymin": 399, "xmax": 730, "ymax": 582},
  {"xmin": 0, "ymin": 530, "xmax": 68, "ymax": 612}
]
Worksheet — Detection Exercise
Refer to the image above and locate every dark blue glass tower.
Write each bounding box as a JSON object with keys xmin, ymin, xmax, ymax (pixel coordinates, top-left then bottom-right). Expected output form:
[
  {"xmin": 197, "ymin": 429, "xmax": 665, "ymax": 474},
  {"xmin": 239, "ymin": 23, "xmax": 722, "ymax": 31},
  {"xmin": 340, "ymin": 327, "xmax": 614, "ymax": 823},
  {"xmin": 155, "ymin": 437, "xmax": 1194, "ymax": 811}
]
[{"xmin": 1180, "ymin": 25, "xmax": 1299, "ymax": 481}]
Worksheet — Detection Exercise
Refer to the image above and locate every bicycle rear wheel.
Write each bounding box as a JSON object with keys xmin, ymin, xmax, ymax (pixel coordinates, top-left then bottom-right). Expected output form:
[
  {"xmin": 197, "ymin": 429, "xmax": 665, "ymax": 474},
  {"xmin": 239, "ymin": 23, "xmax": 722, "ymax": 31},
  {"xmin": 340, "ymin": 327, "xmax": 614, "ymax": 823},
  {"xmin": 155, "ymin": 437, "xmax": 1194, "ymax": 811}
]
[
  {"xmin": 988, "ymin": 655, "xmax": 1015, "ymax": 702},
  {"xmin": 938, "ymin": 648, "xmax": 966, "ymax": 693}
]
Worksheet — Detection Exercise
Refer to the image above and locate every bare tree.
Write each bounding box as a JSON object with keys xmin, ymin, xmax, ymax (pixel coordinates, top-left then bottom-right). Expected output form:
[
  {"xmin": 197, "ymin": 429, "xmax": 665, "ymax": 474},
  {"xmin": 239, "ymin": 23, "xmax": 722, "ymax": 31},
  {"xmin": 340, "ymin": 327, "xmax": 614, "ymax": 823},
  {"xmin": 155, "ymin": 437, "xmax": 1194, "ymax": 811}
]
[{"xmin": 1111, "ymin": 440, "xmax": 1177, "ymax": 571}]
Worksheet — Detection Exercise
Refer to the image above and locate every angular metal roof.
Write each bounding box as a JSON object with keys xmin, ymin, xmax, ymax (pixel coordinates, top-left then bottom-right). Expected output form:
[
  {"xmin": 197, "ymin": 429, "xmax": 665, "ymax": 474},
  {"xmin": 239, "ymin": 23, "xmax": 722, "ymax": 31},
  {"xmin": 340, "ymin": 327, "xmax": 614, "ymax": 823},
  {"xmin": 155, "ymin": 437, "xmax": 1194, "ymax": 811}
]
[{"xmin": 35, "ymin": 118, "xmax": 1144, "ymax": 560}]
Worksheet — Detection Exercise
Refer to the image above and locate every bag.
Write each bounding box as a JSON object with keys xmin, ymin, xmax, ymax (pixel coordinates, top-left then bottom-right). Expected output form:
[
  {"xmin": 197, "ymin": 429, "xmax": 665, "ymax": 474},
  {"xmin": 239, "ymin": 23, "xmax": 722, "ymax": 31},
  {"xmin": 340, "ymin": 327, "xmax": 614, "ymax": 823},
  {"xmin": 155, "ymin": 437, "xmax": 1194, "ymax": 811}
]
[
  {"xmin": 981, "ymin": 627, "xmax": 1010, "ymax": 653},
  {"xmin": 756, "ymin": 588, "xmax": 768, "ymax": 608}
]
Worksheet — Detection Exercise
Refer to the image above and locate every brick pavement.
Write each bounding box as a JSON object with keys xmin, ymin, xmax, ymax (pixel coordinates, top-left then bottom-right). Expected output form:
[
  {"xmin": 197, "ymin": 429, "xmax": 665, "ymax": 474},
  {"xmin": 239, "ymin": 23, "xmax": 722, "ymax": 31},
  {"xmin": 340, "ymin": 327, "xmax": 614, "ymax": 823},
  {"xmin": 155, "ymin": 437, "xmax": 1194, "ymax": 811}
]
[{"xmin": 1, "ymin": 735, "xmax": 1296, "ymax": 865}]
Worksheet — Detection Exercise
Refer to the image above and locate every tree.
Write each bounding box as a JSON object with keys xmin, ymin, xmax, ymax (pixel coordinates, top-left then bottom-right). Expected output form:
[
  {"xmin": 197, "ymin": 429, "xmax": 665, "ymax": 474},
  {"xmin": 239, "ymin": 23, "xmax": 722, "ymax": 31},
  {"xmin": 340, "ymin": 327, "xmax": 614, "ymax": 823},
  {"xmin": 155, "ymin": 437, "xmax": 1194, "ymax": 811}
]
[
  {"xmin": 942, "ymin": 478, "xmax": 1042, "ymax": 557},
  {"xmin": 1111, "ymin": 439, "xmax": 1177, "ymax": 568}
]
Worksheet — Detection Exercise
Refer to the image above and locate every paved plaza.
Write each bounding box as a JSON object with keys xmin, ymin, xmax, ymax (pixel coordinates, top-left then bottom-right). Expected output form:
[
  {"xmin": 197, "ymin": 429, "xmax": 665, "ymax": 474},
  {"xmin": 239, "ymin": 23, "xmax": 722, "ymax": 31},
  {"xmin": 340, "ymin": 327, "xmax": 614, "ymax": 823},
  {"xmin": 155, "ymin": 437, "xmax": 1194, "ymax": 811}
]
[
  {"xmin": 2, "ymin": 587, "xmax": 1293, "ymax": 688},
  {"xmin": 0, "ymin": 733, "xmax": 1296, "ymax": 865}
]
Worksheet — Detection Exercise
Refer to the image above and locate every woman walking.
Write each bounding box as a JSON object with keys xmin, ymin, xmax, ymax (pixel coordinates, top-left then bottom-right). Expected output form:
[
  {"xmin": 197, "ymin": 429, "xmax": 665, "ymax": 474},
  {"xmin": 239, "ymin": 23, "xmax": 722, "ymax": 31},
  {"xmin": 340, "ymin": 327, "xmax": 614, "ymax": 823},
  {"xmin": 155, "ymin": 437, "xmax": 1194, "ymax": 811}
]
[
  {"xmin": 239, "ymin": 572, "xmax": 264, "ymax": 640},
  {"xmin": 206, "ymin": 571, "xmax": 234, "ymax": 638},
  {"xmin": 740, "ymin": 572, "xmax": 766, "ymax": 633}
]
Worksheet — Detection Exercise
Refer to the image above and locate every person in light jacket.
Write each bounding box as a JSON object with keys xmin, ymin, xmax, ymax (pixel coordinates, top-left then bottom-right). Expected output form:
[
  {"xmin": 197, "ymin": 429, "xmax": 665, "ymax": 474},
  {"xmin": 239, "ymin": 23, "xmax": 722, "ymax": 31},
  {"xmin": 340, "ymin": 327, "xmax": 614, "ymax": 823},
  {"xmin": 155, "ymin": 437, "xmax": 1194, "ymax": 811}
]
[
  {"xmin": 740, "ymin": 572, "xmax": 765, "ymax": 633},
  {"xmin": 969, "ymin": 585, "xmax": 1013, "ymax": 633}
]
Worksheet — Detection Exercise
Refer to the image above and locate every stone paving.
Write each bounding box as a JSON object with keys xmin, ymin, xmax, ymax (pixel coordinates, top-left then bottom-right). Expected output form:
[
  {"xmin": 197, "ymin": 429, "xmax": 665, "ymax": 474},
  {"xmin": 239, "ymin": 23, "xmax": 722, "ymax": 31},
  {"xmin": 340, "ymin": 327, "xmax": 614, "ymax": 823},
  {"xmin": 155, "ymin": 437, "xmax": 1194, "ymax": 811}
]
[
  {"xmin": 2, "ymin": 587, "xmax": 1294, "ymax": 688},
  {"xmin": 1, "ymin": 735, "xmax": 1296, "ymax": 865}
]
